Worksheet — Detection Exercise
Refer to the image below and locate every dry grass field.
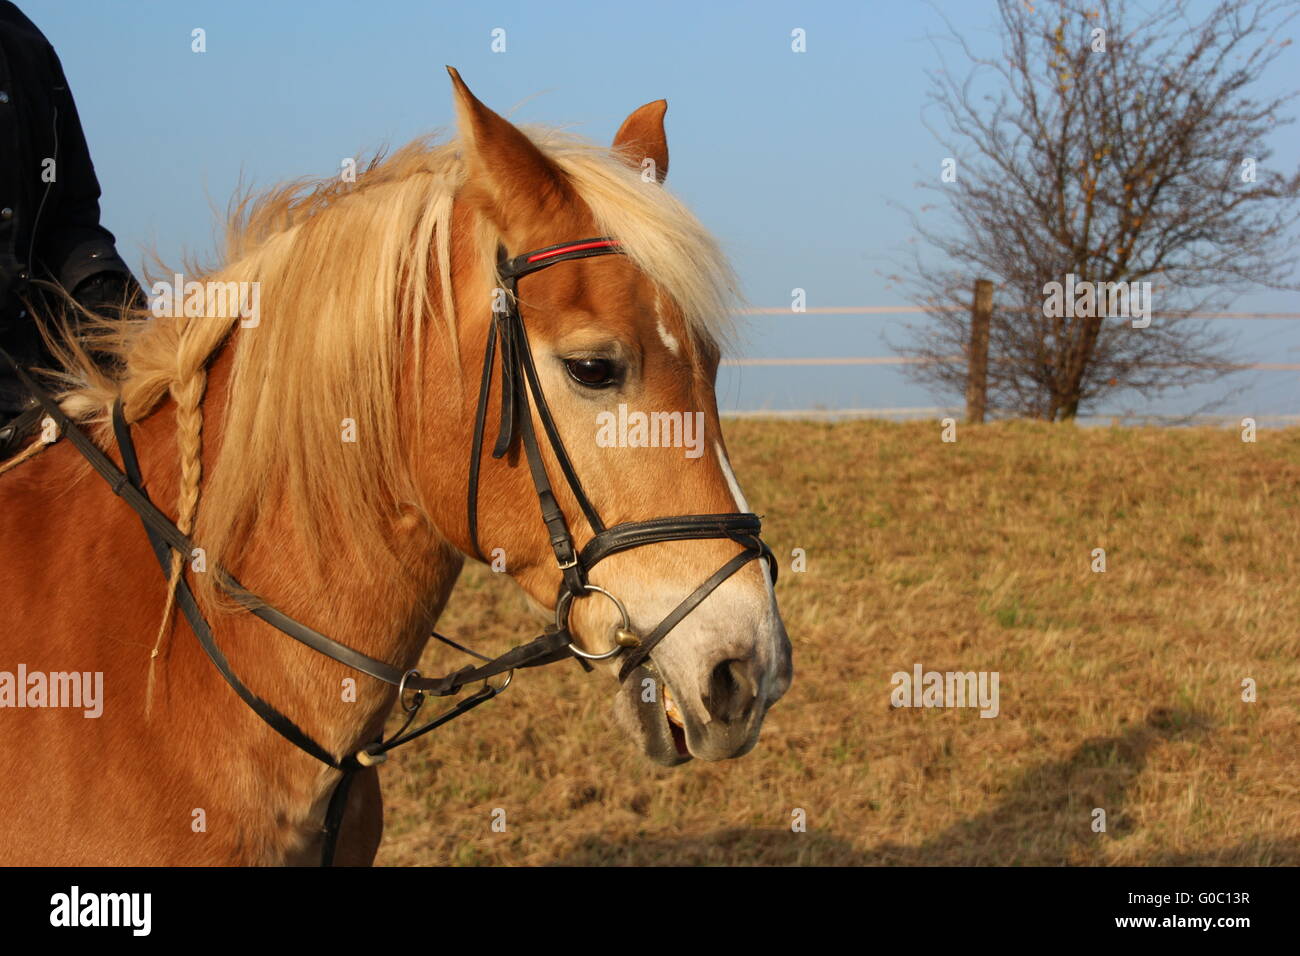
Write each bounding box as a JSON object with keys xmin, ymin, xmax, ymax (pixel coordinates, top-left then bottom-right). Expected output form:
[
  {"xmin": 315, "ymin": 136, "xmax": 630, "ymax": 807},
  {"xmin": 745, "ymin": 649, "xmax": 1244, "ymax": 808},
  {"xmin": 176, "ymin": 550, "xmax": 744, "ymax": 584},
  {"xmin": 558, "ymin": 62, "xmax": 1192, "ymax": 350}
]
[{"xmin": 375, "ymin": 419, "xmax": 1300, "ymax": 866}]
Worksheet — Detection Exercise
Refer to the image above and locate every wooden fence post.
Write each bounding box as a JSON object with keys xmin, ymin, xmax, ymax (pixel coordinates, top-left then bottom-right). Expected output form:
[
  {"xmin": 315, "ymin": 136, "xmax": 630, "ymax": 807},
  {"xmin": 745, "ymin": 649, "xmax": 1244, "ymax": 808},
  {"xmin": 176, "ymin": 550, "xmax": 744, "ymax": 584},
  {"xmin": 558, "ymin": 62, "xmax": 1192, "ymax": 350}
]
[{"xmin": 965, "ymin": 278, "xmax": 993, "ymax": 424}]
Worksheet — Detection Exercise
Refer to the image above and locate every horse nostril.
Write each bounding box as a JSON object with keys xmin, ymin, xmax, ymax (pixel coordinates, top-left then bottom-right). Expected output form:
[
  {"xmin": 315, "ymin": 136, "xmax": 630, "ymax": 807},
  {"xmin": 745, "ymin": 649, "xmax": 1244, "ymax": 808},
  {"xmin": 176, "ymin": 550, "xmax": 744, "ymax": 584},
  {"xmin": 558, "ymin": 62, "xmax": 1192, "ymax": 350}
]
[{"xmin": 703, "ymin": 657, "xmax": 759, "ymax": 722}]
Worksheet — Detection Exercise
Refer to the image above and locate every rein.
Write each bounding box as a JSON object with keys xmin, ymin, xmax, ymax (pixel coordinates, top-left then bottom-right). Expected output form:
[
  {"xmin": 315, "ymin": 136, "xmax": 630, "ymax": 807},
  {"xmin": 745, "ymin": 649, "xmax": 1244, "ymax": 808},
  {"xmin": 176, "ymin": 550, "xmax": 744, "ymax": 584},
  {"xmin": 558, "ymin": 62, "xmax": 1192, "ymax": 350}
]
[{"xmin": 0, "ymin": 235, "xmax": 775, "ymax": 866}]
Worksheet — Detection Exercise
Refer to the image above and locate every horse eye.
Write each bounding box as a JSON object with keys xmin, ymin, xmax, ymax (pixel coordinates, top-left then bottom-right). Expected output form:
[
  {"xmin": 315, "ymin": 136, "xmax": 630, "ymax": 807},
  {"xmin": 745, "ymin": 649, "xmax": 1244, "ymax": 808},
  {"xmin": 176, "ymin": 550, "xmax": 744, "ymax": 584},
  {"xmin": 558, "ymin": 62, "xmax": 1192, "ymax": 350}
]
[{"xmin": 565, "ymin": 358, "xmax": 618, "ymax": 388}]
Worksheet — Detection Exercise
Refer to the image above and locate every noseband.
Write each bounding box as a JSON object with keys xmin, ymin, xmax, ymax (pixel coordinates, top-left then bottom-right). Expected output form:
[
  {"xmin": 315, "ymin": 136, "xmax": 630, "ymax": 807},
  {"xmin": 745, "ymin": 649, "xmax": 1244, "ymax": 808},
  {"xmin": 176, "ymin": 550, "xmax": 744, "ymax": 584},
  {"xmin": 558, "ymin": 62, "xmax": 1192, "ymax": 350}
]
[
  {"xmin": 0, "ymin": 235, "xmax": 775, "ymax": 864},
  {"xmin": 468, "ymin": 237, "xmax": 775, "ymax": 681}
]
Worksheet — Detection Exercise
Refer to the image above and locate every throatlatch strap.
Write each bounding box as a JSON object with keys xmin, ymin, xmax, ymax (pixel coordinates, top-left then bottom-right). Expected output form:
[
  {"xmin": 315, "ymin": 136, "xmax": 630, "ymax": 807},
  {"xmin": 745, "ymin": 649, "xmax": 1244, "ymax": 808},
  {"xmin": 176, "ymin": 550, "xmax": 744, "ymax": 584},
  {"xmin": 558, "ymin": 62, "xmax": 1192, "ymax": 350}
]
[
  {"xmin": 492, "ymin": 309, "xmax": 518, "ymax": 460},
  {"xmin": 467, "ymin": 312, "xmax": 500, "ymax": 560}
]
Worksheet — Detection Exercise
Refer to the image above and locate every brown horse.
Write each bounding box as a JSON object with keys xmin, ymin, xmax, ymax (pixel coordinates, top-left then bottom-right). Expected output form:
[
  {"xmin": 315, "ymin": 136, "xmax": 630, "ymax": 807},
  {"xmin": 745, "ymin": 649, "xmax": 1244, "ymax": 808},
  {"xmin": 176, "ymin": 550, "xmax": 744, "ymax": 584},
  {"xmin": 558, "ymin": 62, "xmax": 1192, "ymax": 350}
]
[{"xmin": 0, "ymin": 69, "xmax": 791, "ymax": 865}]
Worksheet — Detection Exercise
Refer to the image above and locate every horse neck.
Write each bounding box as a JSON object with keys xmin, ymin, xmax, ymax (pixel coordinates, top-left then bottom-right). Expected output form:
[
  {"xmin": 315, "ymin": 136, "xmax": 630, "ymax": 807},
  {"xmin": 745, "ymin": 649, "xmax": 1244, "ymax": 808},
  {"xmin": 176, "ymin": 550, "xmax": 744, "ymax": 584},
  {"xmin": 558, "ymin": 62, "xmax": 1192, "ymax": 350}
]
[{"xmin": 130, "ymin": 342, "xmax": 465, "ymax": 759}]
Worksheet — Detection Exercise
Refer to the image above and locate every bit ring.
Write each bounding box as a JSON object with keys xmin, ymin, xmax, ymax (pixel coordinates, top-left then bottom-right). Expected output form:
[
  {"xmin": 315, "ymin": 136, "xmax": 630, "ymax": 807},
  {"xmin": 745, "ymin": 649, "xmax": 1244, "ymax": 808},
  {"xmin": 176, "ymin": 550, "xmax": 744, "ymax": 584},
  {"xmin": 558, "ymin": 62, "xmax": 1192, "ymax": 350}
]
[
  {"xmin": 398, "ymin": 669, "xmax": 425, "ymax": 713},
  {"xmin": 556, "ymin": 584, "xmax": 633, "ymax": 660}
]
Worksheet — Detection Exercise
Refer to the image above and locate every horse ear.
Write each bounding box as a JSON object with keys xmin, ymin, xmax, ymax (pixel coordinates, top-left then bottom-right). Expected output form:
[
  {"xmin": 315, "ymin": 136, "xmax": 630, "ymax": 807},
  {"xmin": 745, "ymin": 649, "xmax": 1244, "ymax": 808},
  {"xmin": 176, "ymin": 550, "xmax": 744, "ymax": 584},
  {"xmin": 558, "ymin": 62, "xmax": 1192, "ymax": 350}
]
[
  {"xmin": 612, "ymin": 100, "xmax": 668, "ymax": 184},
  {"xmin": 446, "ymin": 66, "xmax": 575, "ymax": 239}
]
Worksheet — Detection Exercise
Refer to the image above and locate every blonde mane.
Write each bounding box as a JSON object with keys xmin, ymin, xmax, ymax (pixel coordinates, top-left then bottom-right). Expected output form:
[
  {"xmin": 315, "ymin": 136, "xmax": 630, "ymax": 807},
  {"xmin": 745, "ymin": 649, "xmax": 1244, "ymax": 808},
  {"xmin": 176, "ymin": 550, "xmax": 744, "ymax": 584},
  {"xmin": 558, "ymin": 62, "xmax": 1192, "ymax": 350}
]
[{"xmin": 53, "ymin": 126, "xmax": 739, "ymax": 617}]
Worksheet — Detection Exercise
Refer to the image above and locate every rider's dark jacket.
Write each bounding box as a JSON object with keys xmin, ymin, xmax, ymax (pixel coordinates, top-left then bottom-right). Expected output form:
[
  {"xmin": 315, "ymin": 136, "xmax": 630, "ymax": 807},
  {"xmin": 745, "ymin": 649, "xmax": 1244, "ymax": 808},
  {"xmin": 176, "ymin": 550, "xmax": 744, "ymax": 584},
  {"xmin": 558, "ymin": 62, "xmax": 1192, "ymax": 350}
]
[{"xmin": 0, "ymin": 1, "xmax": 138, "ymax": 413}]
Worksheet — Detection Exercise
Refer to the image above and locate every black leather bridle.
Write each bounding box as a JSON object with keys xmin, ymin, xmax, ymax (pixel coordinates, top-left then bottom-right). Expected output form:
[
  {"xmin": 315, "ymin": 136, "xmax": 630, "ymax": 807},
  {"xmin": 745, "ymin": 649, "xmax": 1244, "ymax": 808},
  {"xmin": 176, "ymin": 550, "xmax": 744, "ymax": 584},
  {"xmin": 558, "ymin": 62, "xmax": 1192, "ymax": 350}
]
[
  {"xmin": 472, "ymin": 237, "xmax": 775, "ymax": 681},
  {"xmin": 0, "ymin": 235, "xmax": 775, "ymax": 865}
]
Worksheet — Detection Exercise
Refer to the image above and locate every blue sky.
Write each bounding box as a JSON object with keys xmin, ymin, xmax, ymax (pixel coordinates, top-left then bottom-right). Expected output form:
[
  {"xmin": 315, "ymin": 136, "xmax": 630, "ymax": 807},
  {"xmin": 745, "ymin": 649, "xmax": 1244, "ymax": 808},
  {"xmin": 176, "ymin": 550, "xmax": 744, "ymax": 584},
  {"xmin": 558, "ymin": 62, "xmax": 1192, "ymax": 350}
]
[{"xmin": 21, "ymin": 0, "xmax": 1300, "ymax": 419}]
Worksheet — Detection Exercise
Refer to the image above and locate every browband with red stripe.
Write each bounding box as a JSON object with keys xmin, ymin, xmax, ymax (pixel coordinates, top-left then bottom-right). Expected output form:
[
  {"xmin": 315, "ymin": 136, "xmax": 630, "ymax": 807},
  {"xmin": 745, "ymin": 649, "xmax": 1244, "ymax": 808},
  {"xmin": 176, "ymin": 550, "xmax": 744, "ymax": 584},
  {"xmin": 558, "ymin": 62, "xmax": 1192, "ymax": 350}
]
[{"xmin": 498, "ymin": 237, "xmax": 623, "ymax": 282}]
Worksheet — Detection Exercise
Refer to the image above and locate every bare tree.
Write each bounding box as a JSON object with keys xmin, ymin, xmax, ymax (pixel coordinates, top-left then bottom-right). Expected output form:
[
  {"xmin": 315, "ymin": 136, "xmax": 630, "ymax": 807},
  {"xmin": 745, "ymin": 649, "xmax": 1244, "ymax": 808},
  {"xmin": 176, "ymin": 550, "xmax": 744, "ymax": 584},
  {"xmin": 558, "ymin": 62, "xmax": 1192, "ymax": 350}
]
[{"xmin": 892, "ymin": 0, "xmax": 1300, "ymax": 421}]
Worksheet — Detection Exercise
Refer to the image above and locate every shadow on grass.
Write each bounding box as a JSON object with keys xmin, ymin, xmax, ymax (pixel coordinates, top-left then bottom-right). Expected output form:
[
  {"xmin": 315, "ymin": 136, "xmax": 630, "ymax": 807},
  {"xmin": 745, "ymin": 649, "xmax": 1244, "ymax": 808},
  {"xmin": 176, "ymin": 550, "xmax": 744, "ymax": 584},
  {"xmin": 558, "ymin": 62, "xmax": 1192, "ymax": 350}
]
[{"xmin": 544, "ymin": 707, "xmax": 1289, "ymax": 866}]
